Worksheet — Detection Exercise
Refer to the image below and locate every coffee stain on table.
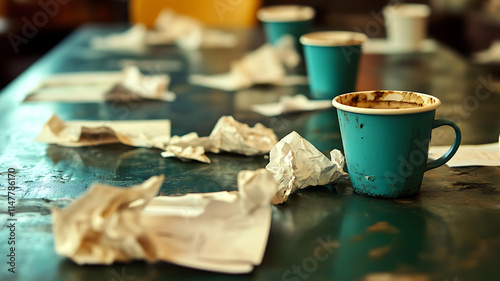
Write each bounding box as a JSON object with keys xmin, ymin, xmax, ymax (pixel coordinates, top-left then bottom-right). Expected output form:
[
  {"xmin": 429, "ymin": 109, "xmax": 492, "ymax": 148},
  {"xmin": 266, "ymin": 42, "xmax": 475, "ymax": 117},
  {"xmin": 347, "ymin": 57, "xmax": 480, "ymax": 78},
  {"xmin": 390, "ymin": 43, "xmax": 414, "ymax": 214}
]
[
  {"xmin": 368, "ymin": 245, "xmax": 392, "ymax": 259},
  {"xmin": 366, "ymin": 221, "xmax": 400, "ymax": 234}
]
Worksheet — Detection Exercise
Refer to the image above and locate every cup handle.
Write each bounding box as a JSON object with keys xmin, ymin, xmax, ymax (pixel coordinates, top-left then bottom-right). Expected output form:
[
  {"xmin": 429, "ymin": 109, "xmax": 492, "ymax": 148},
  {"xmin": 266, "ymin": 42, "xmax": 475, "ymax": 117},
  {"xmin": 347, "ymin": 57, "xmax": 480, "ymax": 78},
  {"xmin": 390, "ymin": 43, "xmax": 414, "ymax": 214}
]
[{"xmin": 425, "ymin": 119, "xmax": 461, "ymax": 171}]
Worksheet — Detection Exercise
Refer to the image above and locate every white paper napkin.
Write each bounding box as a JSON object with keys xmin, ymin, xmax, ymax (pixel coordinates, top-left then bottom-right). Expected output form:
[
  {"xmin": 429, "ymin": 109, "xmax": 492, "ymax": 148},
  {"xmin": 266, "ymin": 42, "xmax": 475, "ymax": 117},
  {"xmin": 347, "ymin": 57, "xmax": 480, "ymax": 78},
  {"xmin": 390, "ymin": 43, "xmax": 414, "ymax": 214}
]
[
  {"xmin": 161, "ymin": 116, "xmax": 278, "ymax": 163},
  {"xmin": 24, "ymin": 66, "xmax": 176, "ymax": 102},
  {"xmin": 429, "ymin": 136, "xmax": 500, "ymax": 167},
  {"xmin": 266, "ymin": 131, "xmax": 346, "ymax": 204},
  {"xmin": 92, "ymin": 9, "xmax": 238, "ymax": 51},
  {"xmin": 190, "ymin": 36, "xmax": 306, "ymax": 91},
  {"xmin": 252, "ymin": 94, "xmax": 332, "ymax": 116},
  {"xmin": 52, "ymin": 170, "xmax": 277, "ymax": 273},
  {"xmin": 35, "ymin": 114, "xmax": 171, "ymax": 149}
]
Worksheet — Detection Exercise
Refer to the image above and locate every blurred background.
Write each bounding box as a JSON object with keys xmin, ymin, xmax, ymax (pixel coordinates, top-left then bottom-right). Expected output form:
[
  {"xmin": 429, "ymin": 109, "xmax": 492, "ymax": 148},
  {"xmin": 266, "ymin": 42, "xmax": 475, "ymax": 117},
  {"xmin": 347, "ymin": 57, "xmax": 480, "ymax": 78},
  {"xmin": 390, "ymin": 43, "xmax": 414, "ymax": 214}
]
[{"xmin": 0, "ymin": 0, "xmax": 498, "ymax": 91}]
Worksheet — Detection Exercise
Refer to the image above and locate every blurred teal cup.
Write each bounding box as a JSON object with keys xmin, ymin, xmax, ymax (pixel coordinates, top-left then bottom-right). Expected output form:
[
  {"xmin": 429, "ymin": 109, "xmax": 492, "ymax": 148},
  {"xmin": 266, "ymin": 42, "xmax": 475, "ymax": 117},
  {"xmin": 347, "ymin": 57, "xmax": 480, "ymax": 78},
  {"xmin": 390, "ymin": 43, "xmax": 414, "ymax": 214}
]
[
  {"xmin": 257, "ymin": 5, "xmax": 315, "ymax": 51},
  {"xmin": 300, "ymin": 31, "xmax": 367, "ymax": 100},
  {"xmin": 332, "ymin": 90, "xmax": 461, "ymax": 198}
]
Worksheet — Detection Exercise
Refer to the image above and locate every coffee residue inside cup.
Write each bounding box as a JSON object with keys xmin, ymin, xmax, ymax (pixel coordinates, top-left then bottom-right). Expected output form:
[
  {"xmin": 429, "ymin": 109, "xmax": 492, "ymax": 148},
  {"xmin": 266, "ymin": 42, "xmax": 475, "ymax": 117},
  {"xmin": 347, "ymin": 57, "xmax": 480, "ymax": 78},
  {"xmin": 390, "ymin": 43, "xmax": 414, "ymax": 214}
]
[{"xmin": 340, "ymin": 91, "xmax": 432, "ymax": 109}]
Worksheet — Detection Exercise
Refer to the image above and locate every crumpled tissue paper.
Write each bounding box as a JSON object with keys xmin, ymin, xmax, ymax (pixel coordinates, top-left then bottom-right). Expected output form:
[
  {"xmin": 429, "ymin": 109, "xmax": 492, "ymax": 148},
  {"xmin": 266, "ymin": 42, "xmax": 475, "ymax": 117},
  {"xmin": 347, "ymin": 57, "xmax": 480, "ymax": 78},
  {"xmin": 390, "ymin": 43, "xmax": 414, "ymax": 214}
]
[
  {"xmin": 105, "ymin": 66, "xmax": 175, "ymax": 102},
  {"xmin": 52, "ymin": 170, "xmax": 277, "ymax": 273},
  {"xmin": 92, "ymin": 24, "xmax": 148, "ymax": 52},
  {"xmin": 266, "ymin": 131, "xmax": 346, "ymax": 204},
  {"xmin": 35, "ymin": 114, "xmax": 171, "ymax": 149},
  {"xmin": 189, "ymin": 36, "xmax": 306, "ymax": 91},
  {"xmin": 162, "ymin": 116, "xmax": 278, "ymax": 163},
  {"xmin": 92, "ymin": 9, "xmax": 237, "ymax": 51},
  {"xmin": 24, "ymin": 66, "xmax": 175, "ymax": 102},
  {"xmin": 251, "ymin": 94, "xmax": 333, "ymax": 116}
]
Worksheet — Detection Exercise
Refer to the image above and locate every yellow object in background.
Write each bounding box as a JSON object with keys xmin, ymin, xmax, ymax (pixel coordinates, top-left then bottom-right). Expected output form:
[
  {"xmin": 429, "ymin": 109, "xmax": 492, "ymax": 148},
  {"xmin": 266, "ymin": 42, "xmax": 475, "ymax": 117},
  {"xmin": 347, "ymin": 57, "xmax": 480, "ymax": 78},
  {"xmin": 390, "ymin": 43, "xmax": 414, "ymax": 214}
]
[
  {"xmin": 0, "ymin": 1, "xmax": 5, "ymax": 17},
  {"xmin": 130, "ymin": 0, "xmax": 262, "ymax": 27}
]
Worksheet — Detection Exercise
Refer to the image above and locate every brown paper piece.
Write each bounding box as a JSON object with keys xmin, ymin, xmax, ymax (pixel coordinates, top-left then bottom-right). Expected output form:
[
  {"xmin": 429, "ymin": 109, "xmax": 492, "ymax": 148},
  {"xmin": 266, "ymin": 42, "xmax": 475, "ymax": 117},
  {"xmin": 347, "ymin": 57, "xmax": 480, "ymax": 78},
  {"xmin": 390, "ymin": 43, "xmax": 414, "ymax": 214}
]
[
  {"xmin": 35, "ymin": 114, "xmax": 171, "ymax": 149},
  {"xmin": 24, "ymin": 66, "xmax": 175, "ymax": 103}
]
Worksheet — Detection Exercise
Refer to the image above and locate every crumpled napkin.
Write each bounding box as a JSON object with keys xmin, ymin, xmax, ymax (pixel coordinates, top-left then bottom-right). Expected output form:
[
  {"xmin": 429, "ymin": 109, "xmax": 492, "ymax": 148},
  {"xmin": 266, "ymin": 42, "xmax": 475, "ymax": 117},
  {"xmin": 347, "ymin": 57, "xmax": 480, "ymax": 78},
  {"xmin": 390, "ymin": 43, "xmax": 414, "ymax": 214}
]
[
  {"xmin": 35, "ymin": 114, "xmax": 171, "ymax": 149},
  {"xmin": 24, "ymin": 66, "xmax": 176, "ymax": 103},
  {"xmin": 266, "ymin": 131, "xmax": 346, "ymax": 204},
  {"xmin": 105, "ymin": 66, "xmax": 176, "ymax": 102},
  {"xmin": 92, "ymin": 9, "xmax": 237, "ymax": 51},
  {"xmin": 162, "ymin": 116, "xmax": 278, "ymax": 163},
  {"xmin": 92, "ymin": 24, "xmax": 148, "ymax": 52},
  {"xmin": 150, "ymin": 9, "xmax": 237, "ymax": 49},
  {"xmin": 252, "ymin": 94, "xmax": 333, "ymax": 116},
  {"xmin": 190, "ymin": 36, "xmax": 306, "ymax": 91},
  {"xmin": 52, "ymin": 176, "xmax": 164, "ymax": 264},
  {"xmin": 52, "ymin": 170, "xmax": 277, "ymax": 273}
]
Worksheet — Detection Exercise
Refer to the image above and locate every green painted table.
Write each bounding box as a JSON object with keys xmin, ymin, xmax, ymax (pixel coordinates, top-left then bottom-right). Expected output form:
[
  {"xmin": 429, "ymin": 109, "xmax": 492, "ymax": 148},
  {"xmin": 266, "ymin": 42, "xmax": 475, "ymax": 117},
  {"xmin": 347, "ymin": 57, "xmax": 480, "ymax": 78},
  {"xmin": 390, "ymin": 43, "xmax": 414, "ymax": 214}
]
[{"xmin": 1, "ymin": 25, "xmax": 499, "ymax": 281}]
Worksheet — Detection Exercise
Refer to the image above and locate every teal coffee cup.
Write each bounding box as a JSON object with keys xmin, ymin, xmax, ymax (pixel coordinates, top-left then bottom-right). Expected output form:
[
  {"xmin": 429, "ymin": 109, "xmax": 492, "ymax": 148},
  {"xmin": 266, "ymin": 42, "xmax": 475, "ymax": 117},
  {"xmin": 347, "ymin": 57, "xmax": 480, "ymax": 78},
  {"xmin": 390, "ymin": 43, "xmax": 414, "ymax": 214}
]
[
  {"xmin": 301, "ymin": 31, "xmax": 367, "ymax": 100},
  {"xmin": 257, "ymin": 5, "xmax": 315, "ymax": 51},
  {"xmin": 332, "ymin": 90, "xmax": 461, "ymax": 198}
]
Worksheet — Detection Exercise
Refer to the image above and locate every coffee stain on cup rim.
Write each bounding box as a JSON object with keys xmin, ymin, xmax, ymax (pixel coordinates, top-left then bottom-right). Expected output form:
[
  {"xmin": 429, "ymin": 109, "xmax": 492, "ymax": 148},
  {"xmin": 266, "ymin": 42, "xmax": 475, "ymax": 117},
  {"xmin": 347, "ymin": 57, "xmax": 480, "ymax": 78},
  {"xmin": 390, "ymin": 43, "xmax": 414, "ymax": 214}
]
[{"xmin": 332, "ymin": 90, "xmax": 441, "ymax": 115}]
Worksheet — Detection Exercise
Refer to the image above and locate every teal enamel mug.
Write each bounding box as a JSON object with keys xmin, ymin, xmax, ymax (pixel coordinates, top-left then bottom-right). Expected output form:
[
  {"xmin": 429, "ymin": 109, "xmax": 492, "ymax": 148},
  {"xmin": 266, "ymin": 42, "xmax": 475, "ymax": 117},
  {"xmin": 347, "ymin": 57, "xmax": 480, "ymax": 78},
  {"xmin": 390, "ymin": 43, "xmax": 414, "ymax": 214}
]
[
  {"xmin": 257, "ymin": 5, "xmax": 315, "ymax": 51},
  {"xmin": 300, "ymin": 31, "xmax": 367, "ymax": 100},
  {"xmin": 332, "ymin": 90, "xmax": 461, "ymax": 198}
]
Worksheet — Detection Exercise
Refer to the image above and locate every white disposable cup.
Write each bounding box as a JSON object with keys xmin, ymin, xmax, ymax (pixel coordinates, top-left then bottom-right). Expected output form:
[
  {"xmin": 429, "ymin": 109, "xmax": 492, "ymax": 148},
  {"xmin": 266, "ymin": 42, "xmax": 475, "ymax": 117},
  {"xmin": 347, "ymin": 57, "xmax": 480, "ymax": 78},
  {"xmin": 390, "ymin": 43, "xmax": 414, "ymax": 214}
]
[{"xmin": 383, "ymin": 4, "xmax": 431, "ymax": 51}]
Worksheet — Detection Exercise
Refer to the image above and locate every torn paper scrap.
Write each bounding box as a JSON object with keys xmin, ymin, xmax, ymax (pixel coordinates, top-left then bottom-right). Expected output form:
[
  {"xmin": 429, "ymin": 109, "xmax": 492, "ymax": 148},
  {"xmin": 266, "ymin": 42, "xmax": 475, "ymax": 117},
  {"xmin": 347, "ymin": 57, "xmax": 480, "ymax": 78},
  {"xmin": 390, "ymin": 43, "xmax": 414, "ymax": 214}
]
[
  {"xmin": 53, "ymin": 172, "xmax": 274, "ymax": 273},
  {"xmin": 238, "ymin": 169, "xmax": 280, "ymax": 209},
  {"xmin": 252, "ymin": 94, "xmax": 332, "ymax": 116},
  {"xmin": 105, "ymin": 66, "xmax": 175, "ymax": 102},
  {"xmin": 208, "ymin": 116, "xmax": 278, "ymax": 155},
  {"xmin": 24, "ymin": 66, "xmax": 176, "ymax": 103},
  {"xmin": 429, "ymin": 137, "xmax": 500, "ymax": 167},
  {"xmin": 161, "ymin": 116, "xmax": 278, "ymax": 163},
  {"xmin": 91, "ymin": 10, "xmax": 237, "ymax": 51},
  {"xmin": 161, "ymin": 145, "xmax": 211, "ymax": 163},
  {"xmin": 91, "ymin": 24, "xmax": 148, "ymax": 52},
  {"xmin": 141, "ymin": 169, "xmax": 274, "ymax": 273},
  {"xmin": 266, "ymin": 131, "xmax": 346, "ymax": 204},
  {"xmin": 151, "ymin": 9, "xmax": 238, "ymax": 49},
  {"xmin": 35, "ymin": 114, "xmax": 171, "ymax": 149},
  {"xmin": 52, "ymin": 175, "xmax": 165, "ymax": 264},
  {"xmin": 190, "ymin": 36, "xmax": 305, "ymax": 91}
]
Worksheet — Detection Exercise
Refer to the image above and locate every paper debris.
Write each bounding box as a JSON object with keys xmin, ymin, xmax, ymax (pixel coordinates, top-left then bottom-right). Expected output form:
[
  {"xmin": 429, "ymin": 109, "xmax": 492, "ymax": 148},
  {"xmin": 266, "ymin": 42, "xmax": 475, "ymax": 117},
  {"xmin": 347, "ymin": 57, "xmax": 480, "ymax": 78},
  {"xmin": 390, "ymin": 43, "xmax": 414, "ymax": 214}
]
[
  {"xmin": 52, "ymin": 175, "xmax": 164, "ymax": 264},
  {"xmin": 53, "ymin": 171, "xmax": 275, "ymax": 273},
  {"xmin": 161, "ymin": 145, "xmax": 211, "ymax": 163},
  {"xmin": 92, "ymin": 10, "xmax": 237, "ymax": 50},
  {"xmin": 252, "ymin": 94, "xmax": 332, "ymax": 116},
  {"xmin": 24, "ymin": 66, "xmax": 176, "ymax": 103},
  {"xmin": 35, "ymin": 114, "xmax": 171, "ymax": 149},
  {"xmin": 105, "ymin": 66, "xmax": 175, "ymax": 102},
  {"xmin": 190, "ymin": 36, "xmax": 306, "ymax": 91},
  {"xmin": 363, "ymin": 38, "xmax": 437, "ymax": 54},
  {"xmin": 208, "ymin": 116, "xmax": 278, "ymax": 155},
  {"xmin": 91, "ymin": 24, "xmax": 148, "ymax": 52},
  {"xmin": 266, "ymin": 131, "xmax": 345, "ymax": 204},
  {"xmin": 162, "ymin": 116, "xmax": 278, "ymax": 163},
  {"xmin": 152, "ymin": 9, "xmax": 237, "ymax": 49},
  {"xmin": 429, "ymin": 136, "xmax": 500, "ymax": 167}
]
